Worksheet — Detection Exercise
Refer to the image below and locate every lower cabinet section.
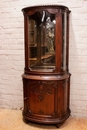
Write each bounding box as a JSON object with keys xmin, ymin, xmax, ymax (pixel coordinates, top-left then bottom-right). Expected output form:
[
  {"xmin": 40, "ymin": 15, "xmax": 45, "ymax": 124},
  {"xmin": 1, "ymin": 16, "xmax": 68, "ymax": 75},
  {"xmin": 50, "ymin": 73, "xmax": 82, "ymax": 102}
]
[{"xmin": 22, "ymin": 73, "xmax": 71, "ymax": 127}]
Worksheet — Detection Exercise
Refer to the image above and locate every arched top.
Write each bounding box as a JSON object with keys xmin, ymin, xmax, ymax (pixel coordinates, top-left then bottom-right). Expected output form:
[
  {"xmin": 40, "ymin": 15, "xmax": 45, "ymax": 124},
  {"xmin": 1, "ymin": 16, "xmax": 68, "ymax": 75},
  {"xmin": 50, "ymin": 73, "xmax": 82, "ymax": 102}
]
[{"xmin": 22, "ymin": 4, "xmax": 71, "ymax": 14}]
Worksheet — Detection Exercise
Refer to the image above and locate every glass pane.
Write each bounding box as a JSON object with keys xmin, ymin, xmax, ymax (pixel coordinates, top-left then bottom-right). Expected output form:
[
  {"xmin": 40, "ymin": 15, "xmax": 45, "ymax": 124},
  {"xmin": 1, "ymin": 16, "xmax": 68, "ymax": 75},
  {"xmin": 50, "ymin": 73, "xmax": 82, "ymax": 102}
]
[
  {"xmin": 28, "ymin": 11, "xmax": 56, "ymax": 71},
  {"xmin": 62, "ymin": 12, "xmax": 67, "ymax": 71}
]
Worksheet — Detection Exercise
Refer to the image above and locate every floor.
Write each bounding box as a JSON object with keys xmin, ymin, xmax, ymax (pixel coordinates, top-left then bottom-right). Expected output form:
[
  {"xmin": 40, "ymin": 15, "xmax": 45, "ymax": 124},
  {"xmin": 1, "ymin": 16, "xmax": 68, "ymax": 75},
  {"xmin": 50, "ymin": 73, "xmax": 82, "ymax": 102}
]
[{"xmin": 0, "ymin": 109, "xmax": 87, "ymax": 130}]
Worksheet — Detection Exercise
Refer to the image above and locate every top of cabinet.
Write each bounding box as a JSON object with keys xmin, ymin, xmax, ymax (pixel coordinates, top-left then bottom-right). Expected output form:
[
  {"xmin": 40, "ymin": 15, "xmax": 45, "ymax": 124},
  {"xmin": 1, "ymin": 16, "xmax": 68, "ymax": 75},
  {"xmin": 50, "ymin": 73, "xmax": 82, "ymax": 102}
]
[{"xmin": 22, "ymin": 4, "xmax": 70, "ymax": 13}]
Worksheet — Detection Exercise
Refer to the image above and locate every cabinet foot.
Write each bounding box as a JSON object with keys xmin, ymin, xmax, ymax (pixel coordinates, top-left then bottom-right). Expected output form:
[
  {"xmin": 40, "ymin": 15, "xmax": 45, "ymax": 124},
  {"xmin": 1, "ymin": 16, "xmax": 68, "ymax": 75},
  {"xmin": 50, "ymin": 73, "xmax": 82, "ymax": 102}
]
[
  {"xmin": 56, "ymin": 123, "xmax": 62, "ymax": 128},
  {"xmin": 23, "ymin": 118, "xmax": 29, "ymax": 124}
]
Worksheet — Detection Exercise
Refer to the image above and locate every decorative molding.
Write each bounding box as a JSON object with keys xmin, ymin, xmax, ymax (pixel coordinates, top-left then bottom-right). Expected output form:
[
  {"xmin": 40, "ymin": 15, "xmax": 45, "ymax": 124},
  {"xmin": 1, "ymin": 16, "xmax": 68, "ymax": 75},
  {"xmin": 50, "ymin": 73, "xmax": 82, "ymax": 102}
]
[
  {"xmin": 62, "ymin": 79, "xmax": 68, "ymax": 88},
  {"xmin": 28, "ymin": 80, "xmax": 57, "ymax": 101}
]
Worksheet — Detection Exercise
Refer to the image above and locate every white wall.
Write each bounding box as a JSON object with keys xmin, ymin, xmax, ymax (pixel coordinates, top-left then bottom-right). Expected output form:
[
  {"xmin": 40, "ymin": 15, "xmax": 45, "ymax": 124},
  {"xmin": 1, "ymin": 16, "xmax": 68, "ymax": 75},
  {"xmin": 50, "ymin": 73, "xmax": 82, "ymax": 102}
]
[{"xmin": 0, "ymin": 0, "xmax": 87, "ymax": 117}]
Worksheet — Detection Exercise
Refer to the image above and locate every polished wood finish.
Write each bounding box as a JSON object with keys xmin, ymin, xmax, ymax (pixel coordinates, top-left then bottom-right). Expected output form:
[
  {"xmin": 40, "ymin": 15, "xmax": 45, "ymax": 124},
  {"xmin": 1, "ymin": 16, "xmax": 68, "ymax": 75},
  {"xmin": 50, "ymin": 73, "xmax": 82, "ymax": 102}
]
[{"xmin": 22, "ymin": 5, "xmax": 71, "ymax": 127}]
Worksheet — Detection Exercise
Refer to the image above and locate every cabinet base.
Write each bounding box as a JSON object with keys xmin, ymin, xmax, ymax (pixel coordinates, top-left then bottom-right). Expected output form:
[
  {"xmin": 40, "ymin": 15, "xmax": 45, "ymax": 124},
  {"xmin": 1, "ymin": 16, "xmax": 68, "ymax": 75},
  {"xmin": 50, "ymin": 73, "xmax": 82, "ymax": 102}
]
[{"xmin": 23, "ymin": 109, "xmax": 70, "ymax": 128}]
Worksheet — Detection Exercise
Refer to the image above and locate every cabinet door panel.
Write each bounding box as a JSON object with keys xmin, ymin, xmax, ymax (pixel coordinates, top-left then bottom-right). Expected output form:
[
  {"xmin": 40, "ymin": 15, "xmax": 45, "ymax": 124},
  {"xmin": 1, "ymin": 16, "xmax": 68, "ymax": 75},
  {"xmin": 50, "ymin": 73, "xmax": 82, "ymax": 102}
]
[
  {"xmin": 27, "ymin": 80, "xmax": 55, "ymax": 116},
  {"xmin": 28, "ymin": 10, "xmax": 56, "ymax": 72}
]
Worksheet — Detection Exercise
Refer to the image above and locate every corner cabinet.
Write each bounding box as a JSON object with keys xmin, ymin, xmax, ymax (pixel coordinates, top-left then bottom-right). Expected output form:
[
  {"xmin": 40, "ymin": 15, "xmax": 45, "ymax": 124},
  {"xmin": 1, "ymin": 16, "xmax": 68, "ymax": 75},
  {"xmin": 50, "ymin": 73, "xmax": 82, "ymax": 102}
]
[{"xmin": 22, "ymin": 5, "xmax": 71, "ymax": 128}]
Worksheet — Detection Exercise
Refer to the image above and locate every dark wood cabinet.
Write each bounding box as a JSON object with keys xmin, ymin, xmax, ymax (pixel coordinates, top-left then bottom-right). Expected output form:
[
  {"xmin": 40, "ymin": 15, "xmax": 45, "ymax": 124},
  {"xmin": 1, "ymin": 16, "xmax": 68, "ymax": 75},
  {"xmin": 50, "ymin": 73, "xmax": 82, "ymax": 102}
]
[{"xmin": 22, "ymin": 5, "xmax": 71, "ymax": 127}]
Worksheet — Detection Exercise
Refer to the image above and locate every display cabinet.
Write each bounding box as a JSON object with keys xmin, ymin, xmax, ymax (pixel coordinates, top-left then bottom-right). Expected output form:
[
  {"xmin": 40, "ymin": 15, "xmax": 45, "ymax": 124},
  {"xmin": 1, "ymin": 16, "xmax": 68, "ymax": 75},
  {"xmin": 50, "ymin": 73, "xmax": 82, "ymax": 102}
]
[{"xmin": 22, "ymin": 5, "xmax": 71, "ymax": 127}]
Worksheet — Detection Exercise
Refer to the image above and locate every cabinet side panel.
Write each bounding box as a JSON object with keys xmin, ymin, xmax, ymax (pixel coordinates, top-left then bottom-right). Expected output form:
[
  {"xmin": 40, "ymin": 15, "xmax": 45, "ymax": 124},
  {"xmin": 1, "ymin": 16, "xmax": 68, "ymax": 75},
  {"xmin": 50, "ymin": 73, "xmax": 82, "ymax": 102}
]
[
  {"xmin": 23, "ymin": 78, "xmax": 28, "ymax": 112},
  {"xmin": 63, "ymin": 80, "xmax": 68, "ymax": 113},
  {"xmin": 55, "ymin": 13, "xmax": 62, "ymax": 72},
  {"xmin": 57, "ymin": 80, "xmax": 68, "ymax": 117}
]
